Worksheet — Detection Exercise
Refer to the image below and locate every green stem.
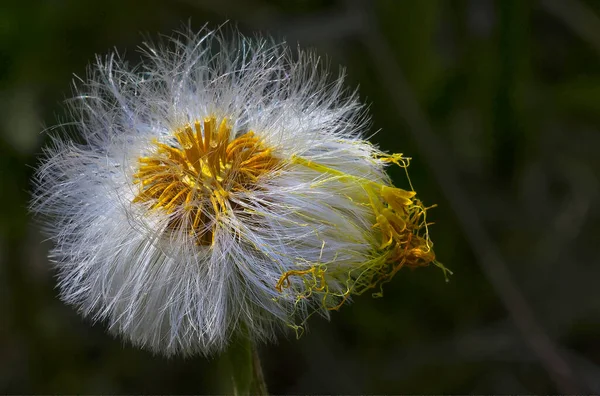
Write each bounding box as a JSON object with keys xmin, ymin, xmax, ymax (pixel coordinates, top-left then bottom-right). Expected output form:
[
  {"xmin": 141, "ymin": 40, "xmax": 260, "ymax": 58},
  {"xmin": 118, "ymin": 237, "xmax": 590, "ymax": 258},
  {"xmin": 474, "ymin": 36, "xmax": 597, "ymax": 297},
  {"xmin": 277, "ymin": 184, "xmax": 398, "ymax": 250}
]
[{"xmin": 221, "ymin": 336, "xmax": 268, "ymax": 395}]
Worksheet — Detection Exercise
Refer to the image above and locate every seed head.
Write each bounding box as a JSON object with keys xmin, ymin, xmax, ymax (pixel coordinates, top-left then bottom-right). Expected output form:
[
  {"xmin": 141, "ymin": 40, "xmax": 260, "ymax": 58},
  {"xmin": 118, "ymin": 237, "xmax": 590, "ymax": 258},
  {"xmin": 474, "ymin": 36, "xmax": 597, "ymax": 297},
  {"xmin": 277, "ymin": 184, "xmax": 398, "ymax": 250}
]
[{"xmin": 31, "ymin": 26, "xmax": 448, "ymax": 357}]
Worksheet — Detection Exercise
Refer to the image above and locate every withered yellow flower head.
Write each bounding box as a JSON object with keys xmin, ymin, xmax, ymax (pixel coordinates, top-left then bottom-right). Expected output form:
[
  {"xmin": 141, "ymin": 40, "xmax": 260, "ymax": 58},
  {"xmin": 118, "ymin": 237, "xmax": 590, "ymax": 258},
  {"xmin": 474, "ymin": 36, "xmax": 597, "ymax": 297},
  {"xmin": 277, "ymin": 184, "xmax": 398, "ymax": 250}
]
[{"xmin": 31, "ymin": 27, "xmax": 448, "ymax": 357}]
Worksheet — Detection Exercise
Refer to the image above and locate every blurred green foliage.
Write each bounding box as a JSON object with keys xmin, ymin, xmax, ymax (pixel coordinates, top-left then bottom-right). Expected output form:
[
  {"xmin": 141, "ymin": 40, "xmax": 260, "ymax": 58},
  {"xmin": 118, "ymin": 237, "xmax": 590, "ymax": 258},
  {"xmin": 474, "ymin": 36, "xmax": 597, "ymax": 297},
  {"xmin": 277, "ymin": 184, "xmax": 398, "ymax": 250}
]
[{"xmin": 1, "ymin": 0, "xmax": 599, "ymax": 393}]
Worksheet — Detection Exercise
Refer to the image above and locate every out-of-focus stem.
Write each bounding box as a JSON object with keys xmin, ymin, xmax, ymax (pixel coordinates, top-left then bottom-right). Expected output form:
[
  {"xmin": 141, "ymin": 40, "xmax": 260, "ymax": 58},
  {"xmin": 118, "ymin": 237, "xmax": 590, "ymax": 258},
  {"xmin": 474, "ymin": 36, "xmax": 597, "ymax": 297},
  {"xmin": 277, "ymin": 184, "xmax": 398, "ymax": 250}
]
[{"xmin": 221, "ymin": 335, "xmax": 268, "ymax": 395}]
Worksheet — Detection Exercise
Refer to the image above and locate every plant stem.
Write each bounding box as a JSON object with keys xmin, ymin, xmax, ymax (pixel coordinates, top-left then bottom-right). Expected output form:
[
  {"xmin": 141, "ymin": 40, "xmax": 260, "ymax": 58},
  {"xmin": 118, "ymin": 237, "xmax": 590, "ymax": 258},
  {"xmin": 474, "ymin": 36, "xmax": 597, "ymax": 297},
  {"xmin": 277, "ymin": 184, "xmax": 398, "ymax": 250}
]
[{"xmin": 221, "ymin": 336, "xmax": 268, "ymax": 395}]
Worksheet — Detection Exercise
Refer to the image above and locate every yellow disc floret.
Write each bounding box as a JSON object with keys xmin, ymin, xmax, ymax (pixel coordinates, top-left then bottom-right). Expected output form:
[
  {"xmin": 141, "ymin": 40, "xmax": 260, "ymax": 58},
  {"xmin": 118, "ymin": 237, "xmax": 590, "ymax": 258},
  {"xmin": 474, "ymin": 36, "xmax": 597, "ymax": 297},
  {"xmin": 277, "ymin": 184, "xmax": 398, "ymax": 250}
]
[{"xmin": 132, "ymin": 116, "xmax": 278, "ymax": 245}]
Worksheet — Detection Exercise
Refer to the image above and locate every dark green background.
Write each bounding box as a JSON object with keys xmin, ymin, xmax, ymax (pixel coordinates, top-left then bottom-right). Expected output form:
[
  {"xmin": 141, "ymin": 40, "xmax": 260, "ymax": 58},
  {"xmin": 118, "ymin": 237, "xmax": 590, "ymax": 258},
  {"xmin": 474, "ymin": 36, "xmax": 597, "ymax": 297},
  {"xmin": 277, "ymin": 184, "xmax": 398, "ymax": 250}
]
[{"xmin": 1, "ymin": 0, "xmax": 599, "ymax": 393}]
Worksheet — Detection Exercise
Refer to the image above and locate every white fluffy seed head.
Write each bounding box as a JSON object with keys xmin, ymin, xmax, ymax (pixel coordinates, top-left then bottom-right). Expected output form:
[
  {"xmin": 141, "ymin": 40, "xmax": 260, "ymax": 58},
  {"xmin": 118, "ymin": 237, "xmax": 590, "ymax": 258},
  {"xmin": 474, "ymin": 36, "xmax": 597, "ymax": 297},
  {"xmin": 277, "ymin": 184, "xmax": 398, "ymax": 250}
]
[{"xmin": 31, "ymin": 26, "xmax": 445, "ymax": 357}]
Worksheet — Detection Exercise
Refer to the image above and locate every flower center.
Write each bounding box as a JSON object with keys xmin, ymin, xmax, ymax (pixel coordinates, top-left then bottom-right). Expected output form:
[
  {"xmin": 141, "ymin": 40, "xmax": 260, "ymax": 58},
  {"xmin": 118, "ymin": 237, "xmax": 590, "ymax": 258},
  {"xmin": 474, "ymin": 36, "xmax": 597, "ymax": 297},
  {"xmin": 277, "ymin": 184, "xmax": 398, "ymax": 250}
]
[{"xmin": 132, "ymin": 116, "xmax": 278, "ymax": 245}]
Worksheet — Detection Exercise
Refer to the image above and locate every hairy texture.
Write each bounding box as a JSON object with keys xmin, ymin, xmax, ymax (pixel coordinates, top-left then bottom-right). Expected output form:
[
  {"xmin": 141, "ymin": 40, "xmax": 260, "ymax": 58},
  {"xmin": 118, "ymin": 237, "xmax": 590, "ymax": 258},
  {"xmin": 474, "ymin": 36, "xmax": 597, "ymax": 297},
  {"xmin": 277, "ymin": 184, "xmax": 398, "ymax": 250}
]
[{"xmin": 31, "ymin": 26, "xmax": 443, "ymax": 357}]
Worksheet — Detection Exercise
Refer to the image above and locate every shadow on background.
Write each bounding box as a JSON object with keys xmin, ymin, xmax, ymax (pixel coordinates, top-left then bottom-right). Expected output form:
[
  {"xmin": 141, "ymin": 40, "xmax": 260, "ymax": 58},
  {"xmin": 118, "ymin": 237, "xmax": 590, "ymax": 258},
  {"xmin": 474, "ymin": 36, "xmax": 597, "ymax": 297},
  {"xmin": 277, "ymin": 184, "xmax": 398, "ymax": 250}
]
[{"xmin": 1, "ymin": 0, "xmax": 599, "ymax": 393}]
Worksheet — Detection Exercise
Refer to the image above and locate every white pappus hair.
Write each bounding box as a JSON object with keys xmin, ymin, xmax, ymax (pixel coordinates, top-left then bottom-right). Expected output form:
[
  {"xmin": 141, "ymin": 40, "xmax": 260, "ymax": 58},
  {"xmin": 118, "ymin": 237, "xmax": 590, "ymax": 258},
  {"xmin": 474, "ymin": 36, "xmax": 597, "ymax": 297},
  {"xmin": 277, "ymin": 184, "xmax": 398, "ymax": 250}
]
[{"xmin": 31, "ymin": 25, "xmax": 443, "ymax": 357}]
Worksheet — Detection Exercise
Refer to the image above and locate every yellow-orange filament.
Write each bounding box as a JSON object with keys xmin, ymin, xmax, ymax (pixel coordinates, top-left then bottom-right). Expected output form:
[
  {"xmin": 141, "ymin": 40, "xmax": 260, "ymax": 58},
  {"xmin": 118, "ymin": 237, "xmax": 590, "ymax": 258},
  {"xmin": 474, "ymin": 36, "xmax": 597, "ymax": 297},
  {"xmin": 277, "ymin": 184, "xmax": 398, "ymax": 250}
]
[
  {"xmin": 133, "ymin": 116, "xmax": 278, "ymax": 245},
  {"xmin": 276, "ymin": 154, "xmax": 443, "ymax": 313}
]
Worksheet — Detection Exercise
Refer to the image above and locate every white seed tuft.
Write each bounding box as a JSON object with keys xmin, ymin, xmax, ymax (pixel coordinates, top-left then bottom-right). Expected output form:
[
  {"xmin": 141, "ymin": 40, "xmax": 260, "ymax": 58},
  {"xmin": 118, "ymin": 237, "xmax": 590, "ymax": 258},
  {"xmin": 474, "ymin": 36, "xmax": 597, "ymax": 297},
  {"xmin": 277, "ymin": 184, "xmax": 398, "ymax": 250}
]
[{"xmin": 31, "ymin": 26, "xmax": 442, "ymax": 357}]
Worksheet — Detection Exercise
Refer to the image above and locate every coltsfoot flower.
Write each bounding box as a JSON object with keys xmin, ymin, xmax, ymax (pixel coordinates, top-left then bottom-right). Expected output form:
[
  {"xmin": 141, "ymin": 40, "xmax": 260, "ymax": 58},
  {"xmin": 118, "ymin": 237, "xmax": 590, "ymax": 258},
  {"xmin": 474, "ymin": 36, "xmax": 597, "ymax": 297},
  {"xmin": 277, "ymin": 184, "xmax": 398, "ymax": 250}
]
[{"xmin": 32, "ymin": 27, "xmax": 448, "ymax": 357}]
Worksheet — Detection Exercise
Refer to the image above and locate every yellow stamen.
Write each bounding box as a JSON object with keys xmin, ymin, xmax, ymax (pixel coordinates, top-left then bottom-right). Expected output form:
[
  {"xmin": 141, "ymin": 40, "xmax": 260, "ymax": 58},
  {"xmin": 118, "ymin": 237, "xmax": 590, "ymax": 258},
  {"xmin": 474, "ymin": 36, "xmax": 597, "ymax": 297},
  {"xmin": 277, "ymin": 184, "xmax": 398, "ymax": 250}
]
[{"xmin": 132, "ymin": 116, "xmax": 278, "ymax": 245}]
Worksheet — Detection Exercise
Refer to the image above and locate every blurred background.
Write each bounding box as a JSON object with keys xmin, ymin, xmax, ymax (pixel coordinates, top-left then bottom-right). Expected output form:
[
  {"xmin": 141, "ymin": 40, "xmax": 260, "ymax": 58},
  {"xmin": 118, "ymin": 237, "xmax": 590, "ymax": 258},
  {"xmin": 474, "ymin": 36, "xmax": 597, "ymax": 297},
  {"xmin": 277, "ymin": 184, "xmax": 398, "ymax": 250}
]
[{"xmin": 1, "ymin": 0, "xmax": 600, "ymax": 393}]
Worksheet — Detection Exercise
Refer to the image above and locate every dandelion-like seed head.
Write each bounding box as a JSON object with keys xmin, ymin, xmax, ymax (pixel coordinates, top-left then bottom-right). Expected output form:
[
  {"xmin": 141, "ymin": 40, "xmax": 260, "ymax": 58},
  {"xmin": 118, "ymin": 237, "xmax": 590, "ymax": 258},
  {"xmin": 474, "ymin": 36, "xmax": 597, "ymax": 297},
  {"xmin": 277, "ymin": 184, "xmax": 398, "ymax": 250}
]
[{"xmin": 31, "ymin": 26, "xmax": 448, "ymax": 357}]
